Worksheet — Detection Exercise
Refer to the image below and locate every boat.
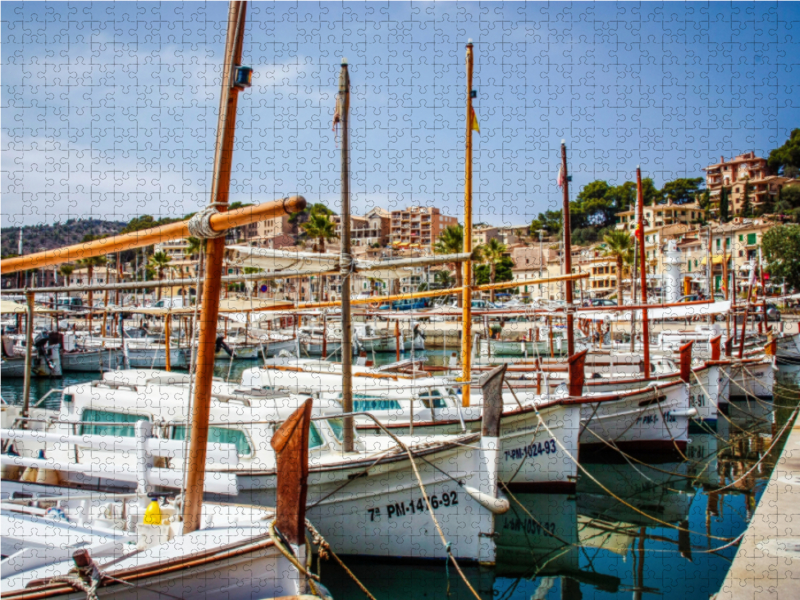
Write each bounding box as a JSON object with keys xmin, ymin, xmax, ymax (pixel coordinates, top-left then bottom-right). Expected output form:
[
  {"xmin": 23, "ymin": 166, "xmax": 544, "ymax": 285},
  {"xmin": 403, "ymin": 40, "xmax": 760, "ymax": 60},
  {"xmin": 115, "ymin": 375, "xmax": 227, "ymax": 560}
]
[
  {"xmin": 1, "ymin": 401, "xmax": 328, "ymax": 600},
  {"xmin": 1, "ymin": 334, "xmax": 62, "ymax": 378},
  {"xmin": 353, "ymin": 322, "xmax": 425, "ymax": 353},
  {"xmin": 3, "ymin": 367, "xmax": 509, "ymax": 563}
]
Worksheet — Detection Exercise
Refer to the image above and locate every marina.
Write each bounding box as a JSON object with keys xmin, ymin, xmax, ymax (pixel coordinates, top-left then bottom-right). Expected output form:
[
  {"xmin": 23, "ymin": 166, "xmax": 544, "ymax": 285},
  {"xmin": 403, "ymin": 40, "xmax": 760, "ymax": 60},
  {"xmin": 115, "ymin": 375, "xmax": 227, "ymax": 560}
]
[{"xmin": 3, "ymin": 2, "xmax": 800, "ymax": 599}]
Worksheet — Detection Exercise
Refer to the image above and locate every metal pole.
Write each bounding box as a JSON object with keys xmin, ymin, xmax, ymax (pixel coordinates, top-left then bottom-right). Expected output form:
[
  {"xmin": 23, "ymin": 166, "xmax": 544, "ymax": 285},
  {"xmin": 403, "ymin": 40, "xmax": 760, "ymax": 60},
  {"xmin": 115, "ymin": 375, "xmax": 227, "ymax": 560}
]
[
  {"xmin": 739, "ymin": 260, "xmax": 755, "ymax": 359},
  {"xmin": 164, "ymin": 313, "xmax": 172, "ymax": 372},
  {"xmin": 338, "ymin": 59, "xmax": 355, "ymax": 453},
  {"xmin": 706, "ymin": 225, "xmax": 713, "ymax": 327},
  {"xmin": 630, "ymin": 235, "xmax": 638, "ymax": 353},
  {"xmin": 183, "ymin": 0, "xmax": 248, "ymax": 535},
  {"xmin": 461, "ymin": 40, "xmax": 474, "ymax": 407},
  {"xmin": 21, "ymin": 291, "xmax": 35, "ymax": 423},
  {"xmin": 636, "ymin": 167, "xmax": 651, "ymax": 377},
  {"xmin": 561, "ymin": 141, "xmax": 575, "ymax": 357},
  {"xmin": 759, "ymin": 247, "xmax": 768, "ymax": 324}
]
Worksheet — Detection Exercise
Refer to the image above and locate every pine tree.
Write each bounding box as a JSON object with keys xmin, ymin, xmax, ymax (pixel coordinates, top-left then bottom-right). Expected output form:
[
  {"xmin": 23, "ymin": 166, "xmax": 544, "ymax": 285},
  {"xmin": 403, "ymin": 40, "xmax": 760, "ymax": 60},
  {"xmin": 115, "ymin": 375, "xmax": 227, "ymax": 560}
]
[{"xmin": 719, "ymin": 186, "xmax": 729, "ymax": 223}]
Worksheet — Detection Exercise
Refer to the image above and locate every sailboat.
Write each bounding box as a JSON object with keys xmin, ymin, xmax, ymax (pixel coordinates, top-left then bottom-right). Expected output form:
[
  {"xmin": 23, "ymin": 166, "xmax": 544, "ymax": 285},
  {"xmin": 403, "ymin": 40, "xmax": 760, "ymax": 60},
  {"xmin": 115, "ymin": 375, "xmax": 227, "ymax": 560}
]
[{"xmin": 1, "ymin": 400, "xmax": 326, "ymax": 600}]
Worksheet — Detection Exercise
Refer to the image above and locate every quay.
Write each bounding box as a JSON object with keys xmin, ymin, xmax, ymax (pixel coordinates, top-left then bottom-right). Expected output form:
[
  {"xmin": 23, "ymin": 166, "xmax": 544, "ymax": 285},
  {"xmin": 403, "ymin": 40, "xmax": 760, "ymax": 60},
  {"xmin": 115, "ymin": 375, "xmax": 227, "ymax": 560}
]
[{"xmin": 716, "ymin": 407, "xmax": 800, "ymax": 599}]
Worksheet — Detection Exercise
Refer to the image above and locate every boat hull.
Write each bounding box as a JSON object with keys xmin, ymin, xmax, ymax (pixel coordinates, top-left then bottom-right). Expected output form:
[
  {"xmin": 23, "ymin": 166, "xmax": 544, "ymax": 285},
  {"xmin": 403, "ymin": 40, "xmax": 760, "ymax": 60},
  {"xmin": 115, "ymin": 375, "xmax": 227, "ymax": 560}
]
[
  {"xmin": 60, "ymin": 349, "xmax": 121, "ymax": 372},
  {"xmin": 226, "ymin": 441, "xmax": 497, "ymax": 563},
  {"xmin": 577, "ymin": 382, "xmax": 691, "ymax": 454},
  {"xmin": 355, "ymin": 403, "xmax": 581, "ymax": 492},
  {"xmin": 126, "ymin": 347, "xmax": 188, "ymax": 369}
]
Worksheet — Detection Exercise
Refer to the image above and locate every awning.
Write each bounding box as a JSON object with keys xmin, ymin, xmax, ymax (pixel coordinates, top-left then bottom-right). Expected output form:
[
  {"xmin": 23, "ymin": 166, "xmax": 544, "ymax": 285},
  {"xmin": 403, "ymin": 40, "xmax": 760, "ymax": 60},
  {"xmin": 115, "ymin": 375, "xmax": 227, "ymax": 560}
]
[
  {"xmin": 225, "ymin": 246, "xmax": 413, "ymax": 280},
  {"xmin": 226, "ymin": 246, "xmax": 338, "ymax": 273},
  {"xmin": 578, "ymin": 300, "xmax": 732, "ymax": 322},
  {"xmin": 701, "ymin": 255, "xmax": 726, "ymax": 266},
  {"xmin": 0, "ymin": 300, "xmax": 59, "ymax": 314}
]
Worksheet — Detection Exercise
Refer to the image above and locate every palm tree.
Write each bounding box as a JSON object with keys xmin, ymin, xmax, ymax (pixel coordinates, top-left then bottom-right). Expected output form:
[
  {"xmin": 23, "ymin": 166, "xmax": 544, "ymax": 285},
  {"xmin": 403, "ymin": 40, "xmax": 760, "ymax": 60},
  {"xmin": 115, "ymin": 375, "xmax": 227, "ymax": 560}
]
[
  {"xmin": 479, "ymin": 238, "xmax": 507, "ymax": 302},
  {"xmin": 185, "ymin": 237, "xmax": 204, "ymax": 303},
  {"xmin": 601, "ymin": 230, "xmax": 635, "ymax": 306},
  {"xmin": 148, "ymin": 251, "xmax": 172, "ymax": 301},
  {"xmin": 301, "ymin": 209, "xmax": 338, "ymax": 300},
  {"xmin": 434, "ymin": 269, "xmax": 454, "ymax": 289},
  {"xmin": 56, "ymin": 264, "xmax": 75, "ymax": 314},
  {"xmin": 433, "ymin": 225, "xmax": 464, "ymax": 306},
  {"xmin": 301, "ymin": 210, "xmax": 338, "ymax": 253},
  {"xmin": 78, "ymin": 254, "xmax": 107, "ymax": 332},
  {"xmin": 58, "ymin": 263, "xmax": 75, "ymax": 284}
]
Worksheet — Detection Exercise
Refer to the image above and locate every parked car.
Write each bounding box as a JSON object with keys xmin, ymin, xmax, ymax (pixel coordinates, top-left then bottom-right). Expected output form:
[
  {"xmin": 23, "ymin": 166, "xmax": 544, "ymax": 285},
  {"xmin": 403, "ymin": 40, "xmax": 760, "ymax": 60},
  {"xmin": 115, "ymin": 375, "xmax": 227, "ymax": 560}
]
[{"xmin": 591, "ymin": 298, "xmax": 618, "ymax": 307}]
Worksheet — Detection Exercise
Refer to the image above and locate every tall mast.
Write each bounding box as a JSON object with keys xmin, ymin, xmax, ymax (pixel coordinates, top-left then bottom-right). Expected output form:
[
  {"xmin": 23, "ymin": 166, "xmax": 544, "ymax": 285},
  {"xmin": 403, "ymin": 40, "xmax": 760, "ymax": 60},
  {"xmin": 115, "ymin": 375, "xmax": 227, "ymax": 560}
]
[
  {"xmin": 561, "ymin": 141, "xmax": 575, "ymax": 357},
  {"xmin": 182, "ymin": 0, "xmax": 248, "ymax": 535},
  {"xmin": 461, "ymin": 40, "xmax": 474, "ymax": 407},
  {"xmin": 636, "ymin": 167, "xmax": 651, "ymax": 377},
  {"xmin": 339, "ymin": 59, "xmax": 354, "ymax": 452}
]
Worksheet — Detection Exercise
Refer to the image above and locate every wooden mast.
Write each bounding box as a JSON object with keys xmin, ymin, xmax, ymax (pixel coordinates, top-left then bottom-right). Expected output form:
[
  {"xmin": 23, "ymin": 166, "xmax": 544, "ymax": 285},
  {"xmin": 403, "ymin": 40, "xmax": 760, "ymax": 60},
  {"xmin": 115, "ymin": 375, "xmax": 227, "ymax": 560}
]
[
  {"xmin": 461, "ymin": 40, "xmax": 474, "ymax": 407},
  {"xmin": 636, "ymin": 167, "xmax": 651, "ymax": 378},
  {"xmin": 561, "ymin": 141, "xmax": 575, "ymax": 358},
  {"xmin": 182, "ymin": 0, "xmax": 248, "ymax": 535},
  {"xmin": 339, "ymin": 58, "xmax": 355, "ymax": 452}
]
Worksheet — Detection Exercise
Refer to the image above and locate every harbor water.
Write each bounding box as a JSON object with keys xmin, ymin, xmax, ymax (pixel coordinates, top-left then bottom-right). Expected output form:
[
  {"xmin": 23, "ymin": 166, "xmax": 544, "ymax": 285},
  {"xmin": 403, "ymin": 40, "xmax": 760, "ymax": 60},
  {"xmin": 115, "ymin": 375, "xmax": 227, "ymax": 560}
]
[{"xmin": 2, "ymin": 352, "xmax": 796, "ymax": 600}]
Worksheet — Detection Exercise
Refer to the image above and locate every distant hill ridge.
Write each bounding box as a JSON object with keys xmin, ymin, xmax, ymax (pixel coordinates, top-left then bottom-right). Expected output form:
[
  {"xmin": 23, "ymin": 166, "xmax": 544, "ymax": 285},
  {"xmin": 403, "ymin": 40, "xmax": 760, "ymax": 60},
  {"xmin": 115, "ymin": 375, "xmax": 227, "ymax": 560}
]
[{"xmin": 1, "ymin": 219, "xmax": 127, "ymax": 257}]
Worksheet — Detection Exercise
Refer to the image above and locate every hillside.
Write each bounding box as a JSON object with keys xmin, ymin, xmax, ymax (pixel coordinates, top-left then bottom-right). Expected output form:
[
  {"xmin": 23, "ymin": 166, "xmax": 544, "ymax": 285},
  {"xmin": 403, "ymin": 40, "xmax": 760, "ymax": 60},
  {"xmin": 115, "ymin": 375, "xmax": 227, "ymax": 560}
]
[{"xmin": 1, "ymin": 219, "xmax": 127, "ymax": 257}]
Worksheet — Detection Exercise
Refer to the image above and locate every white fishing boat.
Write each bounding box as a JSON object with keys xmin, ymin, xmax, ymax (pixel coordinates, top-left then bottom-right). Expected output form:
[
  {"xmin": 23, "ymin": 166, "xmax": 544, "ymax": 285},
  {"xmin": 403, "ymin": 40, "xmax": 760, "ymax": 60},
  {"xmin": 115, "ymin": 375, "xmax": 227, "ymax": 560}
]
[
  {"xmin": 1, "ymin": 401, "xmax": 327, "ymax": 600},
  {"xmin": 354, "ymin": 322, "xmax": 425, "ymax": 353},
  {"xmin": 1, "ymin": 335, "xmax": 62, "ymax": 378},
  {"xmin": 241, "ymin": 361, "xmax": 581, "ymax": 492},
  {"xmin": 3, "ymin": 368, "xmax": 509, "ymax": 563}
]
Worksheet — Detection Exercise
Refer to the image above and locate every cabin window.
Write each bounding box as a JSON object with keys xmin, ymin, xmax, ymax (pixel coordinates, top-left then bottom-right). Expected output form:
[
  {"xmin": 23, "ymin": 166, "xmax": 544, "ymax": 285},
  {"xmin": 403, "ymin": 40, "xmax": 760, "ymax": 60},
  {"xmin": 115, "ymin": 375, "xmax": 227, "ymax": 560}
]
[
  {"xmin": 171, "ymin": 425, "xmax": 252, "ymax": 456},
  {"xmin": 79, "ymin": 409, "xmax": 149, "ymax": 437},
  {"xmin": 327, "ymin": 418, "xmax": 344, "ymax": 442},
  {"xmin": 309, "ymin": 423, "xmax": 325, "ymax": 449},
  {"xmin": 354, "ymin": 398, "xmax": 402, "ymax": 411},
  {"xmin": 419, "ymin": 390, "xmax": 446, "ymax": 409}
]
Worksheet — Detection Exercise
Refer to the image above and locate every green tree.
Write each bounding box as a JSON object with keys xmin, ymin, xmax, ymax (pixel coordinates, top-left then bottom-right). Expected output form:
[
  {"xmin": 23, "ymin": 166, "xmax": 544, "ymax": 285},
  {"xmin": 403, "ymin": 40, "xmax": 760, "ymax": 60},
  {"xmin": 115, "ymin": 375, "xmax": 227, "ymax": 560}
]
[
  {"xmin": 476, "ymin": 256, "xmax": 514, "ymax": 287},
  {"xmin": 300, "ymin": 210, "xmax": 337, "ymax": 301},
  {"xmin": 741, "ymin": 180, "xmax": 753, "ymax": 217},
  {"xmin": 778, "ymin": 184, "xmax": 800, "ymax": 209},
  {"xmin": 661, "ymin": 177, "xmax": 705, "ymax": 205},
  {"xmin": 58, "ymin": 263, "xmax": 75, "ymax": 284},
  {"xmin": 433, "ymin": 224, "xmax": 464, "ymax": 306},
  {"xmin": 601, "ymin": 230, "xmax": 635, "ymax": 305},
  {"xmin": 434, "ymin": 269, "xmax": 454, "ymax": 289},
  {"xmin": 77, "ymin": 234, "xmax": 108, "ymax": 331},
  {"xmin": 529, "ymin": 210, "xmax": 562, "ymax": 236},
  {"xmin": 768, "ymin": 129, "xmax": 800, "ymax": 174},
  {"xmin": 762, "ymin": 225, "xmax": 800, "ymax": 291},
  {"xmin": 289, "ymin": 202, "xmax": 336, "ymax": 228},
  {"xmin": 478, "ymin": 238, "xmax": 508, "ymax": 301},
  {"xmin": 719, "ymin": 186, "xmax": 729, "ymax": 223},
  {"xmin": 148, "ymin": 251, "xmax": 172, "ymax": 300}
]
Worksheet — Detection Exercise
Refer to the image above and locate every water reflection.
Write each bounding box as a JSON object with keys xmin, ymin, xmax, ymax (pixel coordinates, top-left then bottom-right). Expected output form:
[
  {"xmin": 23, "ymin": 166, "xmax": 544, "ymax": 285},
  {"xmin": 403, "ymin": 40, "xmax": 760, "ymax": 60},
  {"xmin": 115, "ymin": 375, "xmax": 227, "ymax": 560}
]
[{"xmin": 1, "ymin": 356, "xmax": 796, "ymax": 600}]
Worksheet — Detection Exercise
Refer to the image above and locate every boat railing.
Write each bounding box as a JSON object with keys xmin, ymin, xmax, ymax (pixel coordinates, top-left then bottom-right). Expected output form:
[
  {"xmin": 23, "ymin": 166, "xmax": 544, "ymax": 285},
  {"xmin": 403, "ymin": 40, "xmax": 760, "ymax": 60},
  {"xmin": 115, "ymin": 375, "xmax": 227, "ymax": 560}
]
[{"xmin": 32, "ymin": 388, "xmax": 63, "ymax": 410}]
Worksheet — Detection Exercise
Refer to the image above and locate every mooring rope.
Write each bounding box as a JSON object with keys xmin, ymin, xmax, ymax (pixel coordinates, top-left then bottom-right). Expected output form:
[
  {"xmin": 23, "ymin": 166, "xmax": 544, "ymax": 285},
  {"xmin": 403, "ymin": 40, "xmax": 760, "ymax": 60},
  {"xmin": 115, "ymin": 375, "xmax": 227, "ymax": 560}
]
[{"xmin": 506, "ymin": 382, "xmax": 737, "ymax": 542}]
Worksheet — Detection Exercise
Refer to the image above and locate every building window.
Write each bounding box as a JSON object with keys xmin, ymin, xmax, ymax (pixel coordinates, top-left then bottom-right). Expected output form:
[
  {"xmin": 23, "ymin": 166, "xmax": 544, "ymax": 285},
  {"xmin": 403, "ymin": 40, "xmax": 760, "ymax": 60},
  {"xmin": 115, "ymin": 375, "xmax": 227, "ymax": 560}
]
[{"xmin": 747, "ymin": 233, "xmax": 757, "ymax": 245}]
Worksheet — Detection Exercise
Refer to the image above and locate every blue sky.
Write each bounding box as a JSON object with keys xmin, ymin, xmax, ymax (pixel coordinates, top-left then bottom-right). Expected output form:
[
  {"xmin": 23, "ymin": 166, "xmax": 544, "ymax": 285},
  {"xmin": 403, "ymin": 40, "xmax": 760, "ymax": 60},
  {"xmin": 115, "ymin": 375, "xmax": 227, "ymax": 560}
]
[{"xmin": 2, "ymin": 1, "xmax": 799, "ymax": 229}]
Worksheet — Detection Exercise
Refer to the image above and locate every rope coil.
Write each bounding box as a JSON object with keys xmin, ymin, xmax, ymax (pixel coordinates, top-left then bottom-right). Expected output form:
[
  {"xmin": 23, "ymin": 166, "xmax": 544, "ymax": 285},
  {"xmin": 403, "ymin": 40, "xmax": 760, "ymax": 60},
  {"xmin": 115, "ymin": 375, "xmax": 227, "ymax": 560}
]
[{"xmin": 187, "ymin": 204, "xmax": 228, "ymax": 239}]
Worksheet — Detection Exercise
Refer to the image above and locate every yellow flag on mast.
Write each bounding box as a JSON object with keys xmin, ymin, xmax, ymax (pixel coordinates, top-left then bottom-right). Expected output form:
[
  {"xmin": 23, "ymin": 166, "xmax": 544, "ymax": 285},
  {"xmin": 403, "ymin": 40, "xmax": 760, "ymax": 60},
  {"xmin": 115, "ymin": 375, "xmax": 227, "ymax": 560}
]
[{"xmin": 470, "ymin": 106, "xmax": 480, "ymax": 133}]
